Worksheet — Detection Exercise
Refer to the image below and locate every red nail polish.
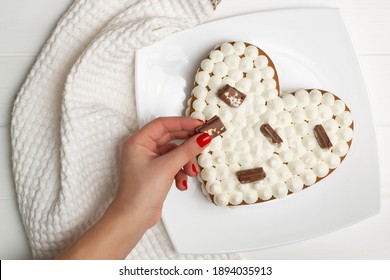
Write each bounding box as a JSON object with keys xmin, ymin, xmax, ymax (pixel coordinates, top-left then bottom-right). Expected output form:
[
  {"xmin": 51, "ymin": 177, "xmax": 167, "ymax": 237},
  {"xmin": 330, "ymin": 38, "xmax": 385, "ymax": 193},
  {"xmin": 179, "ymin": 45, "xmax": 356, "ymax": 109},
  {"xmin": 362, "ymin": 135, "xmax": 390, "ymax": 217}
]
[
  {"xmin": 192, "ymin": 164, "xmax": 198, "ymax": 175},
  {"xmin": 196, "ymin": 119, "xmax": 205, "ymax": 124},
  {"xmin": 182, "ymin": 180, "xmax": 188, "ymax": 190},
  {"xmin": 196, "ymin": 133, "xmax": 211, "ymax": 148}
]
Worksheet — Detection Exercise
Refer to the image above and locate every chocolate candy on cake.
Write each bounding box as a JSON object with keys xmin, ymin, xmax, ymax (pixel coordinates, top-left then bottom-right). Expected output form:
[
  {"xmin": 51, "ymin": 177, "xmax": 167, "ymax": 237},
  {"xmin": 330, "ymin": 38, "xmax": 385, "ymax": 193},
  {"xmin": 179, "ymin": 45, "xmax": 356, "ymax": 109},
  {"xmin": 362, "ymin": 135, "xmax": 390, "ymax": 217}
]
[
  {"xmin": 195, "ymin": 115, "xmax": 226, "ymax": 138},
  {"xmin": 313, "ymin": 124, "xmax": 333, "ymax": 149},
  {"xmin": 236, "ymin": 167, "xmax": 266, "ymax": 183},
  {"xmin": 260, "ymin": 123, "xmax": 283, "ymax": 144},
  {"xmin": 217, "ymin": 85, "xmax": 246, "ymax": 108}
]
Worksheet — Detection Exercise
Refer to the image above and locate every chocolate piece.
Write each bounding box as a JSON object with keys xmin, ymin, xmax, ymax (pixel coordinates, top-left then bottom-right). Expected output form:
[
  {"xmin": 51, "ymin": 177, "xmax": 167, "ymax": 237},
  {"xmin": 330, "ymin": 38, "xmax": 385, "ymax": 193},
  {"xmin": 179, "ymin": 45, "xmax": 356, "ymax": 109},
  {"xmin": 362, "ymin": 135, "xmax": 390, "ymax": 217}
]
[
  {"xmin": 313, "ymin": 124, "xmax": 333, "ymax": 149},
  {"xmin": 260, "ymin": 124, "xmax": 283, "ymax": 144},
  {"xmin": 236, "ymin": 167, "xmax": 266, "ymax": 183},
  {"xmin": 217, "ymin": 85, "xmax": 246, "ymax": 107},
  {"xmin": 195, "ymin": 115, "xmax": 226, "ymax": 138}
]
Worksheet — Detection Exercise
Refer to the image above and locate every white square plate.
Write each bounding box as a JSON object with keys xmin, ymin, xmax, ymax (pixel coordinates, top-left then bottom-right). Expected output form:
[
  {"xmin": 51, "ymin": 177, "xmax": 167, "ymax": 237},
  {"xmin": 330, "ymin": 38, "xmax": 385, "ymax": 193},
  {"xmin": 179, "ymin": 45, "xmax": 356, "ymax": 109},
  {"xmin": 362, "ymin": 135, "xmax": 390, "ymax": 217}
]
[{"xmin": 135, "ymin": 8, "xmax": 380, "ymax": 254}]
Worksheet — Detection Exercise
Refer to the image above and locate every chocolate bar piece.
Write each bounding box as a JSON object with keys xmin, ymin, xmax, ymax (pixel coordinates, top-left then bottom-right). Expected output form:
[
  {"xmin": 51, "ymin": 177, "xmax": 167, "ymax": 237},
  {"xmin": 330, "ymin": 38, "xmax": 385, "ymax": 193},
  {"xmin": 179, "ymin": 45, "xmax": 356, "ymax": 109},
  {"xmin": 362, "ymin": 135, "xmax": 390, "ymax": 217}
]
[
  {"xmin": 217, "ymin": 85, "xmax": 246, "ymax": 108},
  {"xmin": 313, "ymin": 124, "xmax": 333, "ymax": 149},
  {"xmin": 195, "ymin": 115, "xmax": 226, "ymax": 138},
  {"xmin": 236, "ymin": 167, "xmax": 266, "ymax": 183},
  {"xmin": 260, "ymin": 124, "xmax": 283, "ymax": 144}
]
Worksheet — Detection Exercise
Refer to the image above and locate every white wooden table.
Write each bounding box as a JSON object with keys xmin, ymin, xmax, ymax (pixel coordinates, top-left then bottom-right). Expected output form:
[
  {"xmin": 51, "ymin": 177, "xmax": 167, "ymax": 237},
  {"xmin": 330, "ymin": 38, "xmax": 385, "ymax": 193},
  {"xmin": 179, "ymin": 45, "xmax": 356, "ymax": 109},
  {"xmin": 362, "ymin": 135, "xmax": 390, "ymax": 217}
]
[{"xmin": 1, "ymin": 0, "xmax": 389, "ymax": 259}]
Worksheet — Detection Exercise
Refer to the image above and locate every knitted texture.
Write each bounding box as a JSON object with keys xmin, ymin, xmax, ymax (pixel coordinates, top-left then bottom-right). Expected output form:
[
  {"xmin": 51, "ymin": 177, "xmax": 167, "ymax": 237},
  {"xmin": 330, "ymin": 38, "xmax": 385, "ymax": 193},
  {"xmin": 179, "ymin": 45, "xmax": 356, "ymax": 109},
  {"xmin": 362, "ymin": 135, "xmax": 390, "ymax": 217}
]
[{"xmin": 11, "ymin": 0, "xmax": 239, "ymax": 260}]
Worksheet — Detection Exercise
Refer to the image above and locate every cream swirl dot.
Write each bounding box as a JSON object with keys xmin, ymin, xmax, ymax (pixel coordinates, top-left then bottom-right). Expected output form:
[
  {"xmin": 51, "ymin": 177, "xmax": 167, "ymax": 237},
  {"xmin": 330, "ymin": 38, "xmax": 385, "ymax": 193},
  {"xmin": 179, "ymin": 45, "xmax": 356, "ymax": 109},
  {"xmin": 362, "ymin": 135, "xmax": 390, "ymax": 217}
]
[
  {"xmin": 286, "ymin": 176, "xmax": 304, "ymax": 192},
  {"xmin": 233, "ymin": 41, "xmax": 246, "ymax": 55},
  {"xmin": 236, "ymin": 141, "xmax": 250, "ymax": 153},
  {"xmin": 318, "ymin": 104, "xmax": 333, "ymax": 121},
  {"xmin": 277, "ymin": 165, "xmax": 293, "ymax": 181},
  {"xmin": 263, "ymin": 89, "xmax": 278, "ymax": 100},
  {"xmin": 310, "ymin": 89, "xmax": 323, "ymax": 105},
  {"xmin": 246, "ymin": 68, "xmax": 262, "ymax": 82},
  {"xmin": 230, "ymin": 192, "xmax": 243, "ymax": 205},
  {"xmin": 267, "ymin": 155, "xmax": 282, "ymax": 169},
  {"xmin": 251, "ymin": 83, "xmax": 265, "ymax": 94},
  {"xmin": 279, "ymin": 149, "xmax": 294, "ymax": 162},
  {"xmin": 284, "ymin": 125, "xmax": 296, "ymax": 138},
  {"xmin": 220, "ymin": 42, "xmax": 234, "ymax": 56},
  {"xmin": 326, "ymin": 153, "xmax": 341, "ymax": 169},
  {"xmin": 332, "ymin": 99, "xmax": 346, "ymax": 115},
  {"xmin": 302, "ymin": 135, "xmax": 317, "ymax": 150},
  {"xmin": 195, "ymin": 71, "xmax": 209, "ymax": 86},
  {"xmin": 243, "ymin": 190, "xmax": 258, "ymax": 204},
  {"xmin": 336, "ymin": 111, "xmax": 353, "ymax": 127},
  {"xmin": 264, "ymin": 169, "xmax": 278, "ymax": 185},
  {"xmin": 263, "ymin": 79, "xmax": 277, "ymax": 89},
  {"xmin": 190, "ymin": 111, "xmax": 204, "ymax": 121},
  {"xmin": 235, "ymin": 78, "xmax": 251, "ymax": 92},
  {"xmin": 242, "ymin": 126, "xmax": 255, "ymax": 139},
  {"xmin": 225, "ymin": 151, "xmax": 239, "ymax": 163},
  {"xmin": 239, "ymin": 57, "xmax": 254, "ymax": 72},
  {"xmin": 278, "ymin": 111, "xmax": 292, "ymax": 127},
  {"xmin": 295, "ymin": 89, "xmax": 310, "ymax": 107},
  {"xmin": 228, "ymin": 69, "xmax": 243, "ymax": 82},
  {"xmin": 268, "ymin": 98, "xmax": 284, "ymax": 113},
  {"xmin": 261, "ymin": 66, "xmax": 275, "ymax": 79},
  {"xmin": 254, "ymin": 55, "xmax": 268, "ymax": 68},
  {"xmin": 288, "ymin": 159, "xmax": 305, "ymax": 174},
  {"xmin": 214, "ymin": 193, "xmax": 229, "ymax": 206},
  {"xmin": 258, "ymin": 186, "xmax": 273, "ymax": 200},
  {"xmin": 305, "ymin": 104, "xmax": 318, "ymax": 121},
  {"xmin": 296, "ymin": 122, "xmax": 310, "ymax": 136},
  {"xmin": 338, "ymin": 127, "xmax": 353, "ymax": 142},
  {"xmin": 239, "ymin": 153, "xmax": 253, "ymax": 166},
  {"xmin": 291, "ymin": 107, "xmax": 306, "ymax": 123},
  {"xmin": 301, "ymin": 169, "xmax": 317, "ymax": 185},
  {"xmin": 198, "ymin": 153, "xmax": 213, "ymax": 168},
  {"xmin": 301, "ymin": 152, "xmax": 317, "ymax": 168},
  {"xmin": 216, "ymin": 165, "xmax": 229, "ymax": 179},
  {"xmin": 224, "ymin": 54, "xmax": 240, "ymax": 69},
  {"xmin": 282, "ymin": 94, "xmax": 297, "ymax": 111},
  {"xmin": 209, "ymin": 50, "xmax": 224, "ymax": 62},
  {"xmin": 206, "ymin": 182, "xmax": 222, "ymax": 195},
  {"xmin": 208, "ymin": 75, "xmax": 222, "ymax": 90},
  {"xmin": 244, "ymin": 45, "xmax": 259, "ymax": 59},
  {"xmin": 201, "ymin": 167, "xmax": 217, "ymax": 181},
  {"xmin": 219, "ymin": 107, "xmax": 233, "ymax": 122},
  {"xmin": 332, "ymin": 141, "xmax": 349, "ymax": 157},
  {"xmin": 202, "ymin": 105, "xmax": 218, "ymax": 119},
  {"xmin": 192, "ymin": 99, "xmax": 207, "ymax": 112},
  {"xmin": 323, "ymin": 118, "xmax": 339, "ymax": 134},
  {"xmin": 313, "ymin": 161, "xmax": 329, "ymax": 178},
  {"xmin": 213, "ymin": 62, "xmax": 228, "ymax": 77},
  {"xmin": 322, "ymin": 92, "xmax": 335, "ymax": 106},
  {"xmin": 273, "ymin": 182, "xmax": 288, "ymax": 199},
  {"xmin": 200, "ymin": 59, "xmax": 214, "ymax": 73}
]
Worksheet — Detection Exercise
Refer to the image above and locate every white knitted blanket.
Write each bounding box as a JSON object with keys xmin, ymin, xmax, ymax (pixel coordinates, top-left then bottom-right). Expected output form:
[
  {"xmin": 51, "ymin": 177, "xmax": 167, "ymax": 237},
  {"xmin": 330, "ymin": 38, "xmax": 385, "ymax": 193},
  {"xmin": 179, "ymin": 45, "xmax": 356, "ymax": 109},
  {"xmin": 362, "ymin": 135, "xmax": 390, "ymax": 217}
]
[{"xmin": 11, "ymin": 0, "xmax": 239, "ymax": 260}]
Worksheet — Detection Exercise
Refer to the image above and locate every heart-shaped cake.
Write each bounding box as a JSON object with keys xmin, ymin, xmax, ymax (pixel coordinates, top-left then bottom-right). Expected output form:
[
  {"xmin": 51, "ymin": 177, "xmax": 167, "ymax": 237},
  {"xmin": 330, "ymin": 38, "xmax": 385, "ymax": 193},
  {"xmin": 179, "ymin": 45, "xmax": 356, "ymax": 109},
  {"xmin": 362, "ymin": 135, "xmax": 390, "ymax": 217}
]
[{"xmin": 185, "ymin": 41, "xmax": 354, "ymax": 206}]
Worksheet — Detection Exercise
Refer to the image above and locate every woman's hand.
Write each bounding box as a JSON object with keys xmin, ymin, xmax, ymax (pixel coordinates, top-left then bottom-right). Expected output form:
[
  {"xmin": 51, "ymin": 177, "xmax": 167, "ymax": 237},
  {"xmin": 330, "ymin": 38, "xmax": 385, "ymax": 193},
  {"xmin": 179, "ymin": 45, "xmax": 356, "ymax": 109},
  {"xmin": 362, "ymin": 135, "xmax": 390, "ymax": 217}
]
[
  {"xmin": 112, "ymin": 116, "xmax": 211, "ymax": 228},
  {"xmin": 57, "ymin": 117, "xmax": 211, "ymax": 259}
]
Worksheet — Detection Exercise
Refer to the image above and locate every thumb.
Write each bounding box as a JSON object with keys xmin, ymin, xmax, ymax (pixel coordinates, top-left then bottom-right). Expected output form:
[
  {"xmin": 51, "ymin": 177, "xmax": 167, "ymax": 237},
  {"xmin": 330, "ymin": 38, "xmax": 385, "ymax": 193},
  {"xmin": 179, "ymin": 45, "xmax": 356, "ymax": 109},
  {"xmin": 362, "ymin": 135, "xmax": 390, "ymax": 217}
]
[{"xmin": 159, "ymin": 132, "xmax": 212, "ymax": 172}]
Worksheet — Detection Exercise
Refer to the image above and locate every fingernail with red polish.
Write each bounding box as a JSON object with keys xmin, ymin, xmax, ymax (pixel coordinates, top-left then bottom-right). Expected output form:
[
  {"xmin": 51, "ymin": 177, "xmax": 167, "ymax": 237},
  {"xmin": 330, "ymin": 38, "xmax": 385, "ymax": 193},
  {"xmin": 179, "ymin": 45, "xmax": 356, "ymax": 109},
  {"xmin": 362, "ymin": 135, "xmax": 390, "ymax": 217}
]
[
  {"xmin": 192, "ymin": 164, "xmax": 198, "ymax": 175},
  {"xmin": 196, "ymin": 119, "xmax": 205, "ymax": 124},
  {"xmin": 182, "ymin": 180, "xmax": 188, "ymax": 190},
  {"xmin": 196, "ymin": 133, "xmax": 211, "ymax": 148}
]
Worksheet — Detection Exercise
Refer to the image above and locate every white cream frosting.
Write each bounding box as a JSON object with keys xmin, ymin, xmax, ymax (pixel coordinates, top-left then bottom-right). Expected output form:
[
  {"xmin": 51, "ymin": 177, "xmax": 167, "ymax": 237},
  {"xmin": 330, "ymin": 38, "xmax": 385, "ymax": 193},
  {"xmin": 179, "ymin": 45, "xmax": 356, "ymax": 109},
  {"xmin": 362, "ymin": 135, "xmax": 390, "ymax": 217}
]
[
  {"xmin": 220, "ymin": 42, "xmax": 234, "ymax": 56},
  {"xmin": 200, "ymin": 58, "xmax": 214, "ymax": 73},
  {"xmin": 190, "ymin": 42, "xmax": 353, "ymax": 206}
]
